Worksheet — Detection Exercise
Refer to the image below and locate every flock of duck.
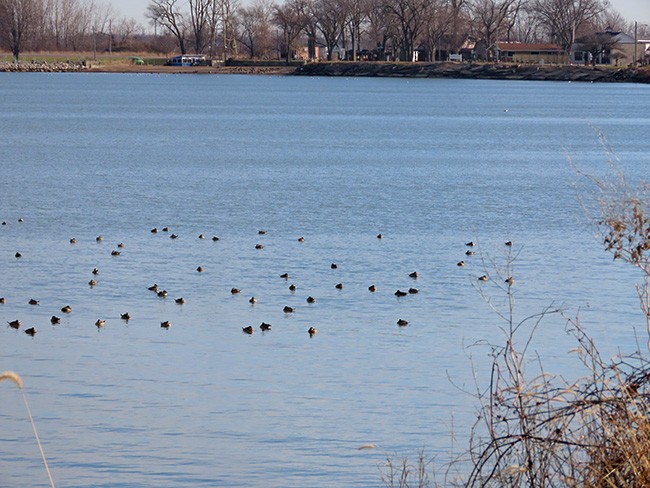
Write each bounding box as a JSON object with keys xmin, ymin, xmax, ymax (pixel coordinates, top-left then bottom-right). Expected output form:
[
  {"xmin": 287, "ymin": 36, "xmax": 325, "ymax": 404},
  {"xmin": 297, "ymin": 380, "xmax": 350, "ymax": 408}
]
[{"xmin": 2, "ymin": 218, "xmax": 514, "ymax": 339}]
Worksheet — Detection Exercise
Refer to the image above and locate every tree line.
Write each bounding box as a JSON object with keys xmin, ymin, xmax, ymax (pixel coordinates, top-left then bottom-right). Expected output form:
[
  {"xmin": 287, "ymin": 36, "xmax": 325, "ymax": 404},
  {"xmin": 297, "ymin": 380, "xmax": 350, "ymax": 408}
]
[{"xmin": 0, "ymin": 0, "xmax": 646, "ymax": 62}]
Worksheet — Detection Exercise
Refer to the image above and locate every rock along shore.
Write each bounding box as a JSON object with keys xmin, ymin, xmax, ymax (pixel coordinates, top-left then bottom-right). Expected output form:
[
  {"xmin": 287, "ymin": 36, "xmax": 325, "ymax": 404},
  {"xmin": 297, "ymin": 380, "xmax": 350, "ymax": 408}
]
[
  {"xmin": 293, "ymin": 61, "xmax": 650, "ymax": 84},
  {"xmin": 0, "ymin": 61, "xmax": 86, "ymax": 72},
  {"xmin": 2, "ymin": 59, "xmax": 649, "ymax": 83}
]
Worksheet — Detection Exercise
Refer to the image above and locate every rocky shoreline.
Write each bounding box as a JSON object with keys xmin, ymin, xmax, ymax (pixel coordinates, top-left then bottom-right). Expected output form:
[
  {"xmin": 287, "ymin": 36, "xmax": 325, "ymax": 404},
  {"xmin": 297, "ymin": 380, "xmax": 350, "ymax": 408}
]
[
  {"xmin": 0, "ymin": 61, "xmax": 86, "ymax": 72},
  {"xmin": 2, "ymin": 59, "xmax": 649, "ymax": 83},
  {"xmin": 293, "ymin": 61, "xmax": 650, "ymax": 84}
]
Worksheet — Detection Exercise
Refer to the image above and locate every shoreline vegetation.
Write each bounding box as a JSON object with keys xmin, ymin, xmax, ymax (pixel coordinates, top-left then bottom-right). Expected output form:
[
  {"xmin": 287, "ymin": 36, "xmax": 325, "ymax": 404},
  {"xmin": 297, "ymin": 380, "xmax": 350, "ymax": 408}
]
[{"xmin": 1, "ymin": 56, "xmax": 649, "ymax": 83}]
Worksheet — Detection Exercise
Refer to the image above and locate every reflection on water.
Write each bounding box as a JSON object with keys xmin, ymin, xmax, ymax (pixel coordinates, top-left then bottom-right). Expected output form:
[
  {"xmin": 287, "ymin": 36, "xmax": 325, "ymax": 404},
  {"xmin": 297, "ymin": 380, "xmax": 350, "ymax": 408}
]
[{"xmin": 0, "ymin": 73, "xmax": 649, "ymax": 487}]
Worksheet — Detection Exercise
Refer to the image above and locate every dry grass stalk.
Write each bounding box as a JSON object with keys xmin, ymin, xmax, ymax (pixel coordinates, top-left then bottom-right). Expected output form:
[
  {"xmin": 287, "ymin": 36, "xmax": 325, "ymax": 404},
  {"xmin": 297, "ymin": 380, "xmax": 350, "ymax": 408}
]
[
  {"xmin": 576, "ymin": 128, "xmax": 650, "ymax": 353},
  {"xmin": 1, "ymin": 371, "xmax": 55, "ymax": 487}
]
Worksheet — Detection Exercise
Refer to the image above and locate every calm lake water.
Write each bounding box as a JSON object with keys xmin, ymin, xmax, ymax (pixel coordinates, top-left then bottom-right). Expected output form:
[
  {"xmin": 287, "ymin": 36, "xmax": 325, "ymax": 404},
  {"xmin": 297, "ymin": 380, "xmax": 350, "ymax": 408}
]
[{"xmin": 0, "ymin": 73, "xmax": 649, "ymax": 487}]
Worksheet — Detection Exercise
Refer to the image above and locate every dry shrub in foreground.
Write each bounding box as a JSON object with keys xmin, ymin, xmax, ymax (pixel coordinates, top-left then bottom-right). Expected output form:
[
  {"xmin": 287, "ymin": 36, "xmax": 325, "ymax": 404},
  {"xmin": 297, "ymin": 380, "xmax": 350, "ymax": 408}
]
[
  {"xmin": 469, "ymin": 142, "xmax": 650, "ymax": 487},
  {"xmin": 467, "ymin": 310, "xmax": 650, "ymax": 487},
  {"xmin": 382, "ymin": 143, "xmax": 650, "ymax": 486}
]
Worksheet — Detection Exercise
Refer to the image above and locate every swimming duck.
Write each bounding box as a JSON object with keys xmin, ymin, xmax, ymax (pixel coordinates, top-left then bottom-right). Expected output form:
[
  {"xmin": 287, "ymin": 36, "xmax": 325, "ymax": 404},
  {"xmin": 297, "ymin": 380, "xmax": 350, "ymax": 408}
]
[
  {"xmin": 368, "ymin": 285, "xmax": 376, "ymax": 292},
  {"xmin": 61, "ymin": 305, "xmax": 72, "ymax": 313},
  {"xmin": 505, "ymin": 241, "xmax": 513, "ymax": 247},
  {"xmin": 280, "ymin": 273, "xmax": 289, "ymax": 279},
  {"xmin": 157, "ymin": 290, "xmax": 168, "ymax": 297},
  {"xmin": 258, "ymin": 230, "xmax": 267, "ymax": 235},
  {"xmin": 70, "ymin": 238, "xmax": 77, "ymax": 244},
  {"xmin": 15, "ymin": 252, "xmax": 22, "ymax": 258},
  {"xmin": 51, "ymin": 316, "xmax": 61, "ymax": 324},
  {"xmin": 397, "ymin": 319, "xmax": 409, "ymax": 327},
  {"xmin": 24, "ymin": 327, "xmax": 36, "ymax": 336},
  {"xmin": 196, "ymin": 266, "xmax": 204, "ymax": 272},
  {"xmin": 111, "ymin": 250, "xmax": 121, "ymax": 256},
  {"xmin": 242, "ymin": 325, "xmax": 254, "ymax": 334},
  {"xmin": 89, "ymin": 279, "xmax": 97, "ymax": 287},
  {"xmin": 231, "ymin": 288, "xmax": 240, "ymax": 294},
  {"xmin": 120, "ymin": 312, "xmax": 131, "ymax": 321},
  {"xmin": 170, "ymin": 234, "xmax": 178, "ymax": 239},
  {"xmin": 151, "ymin": 228, "xmax": 158, "ymax": 233},
  {"xmin": 160, "ymin": 321, "xmax": 171, "ymax": 329},
  {"xmin": 255, "ymin": 244, "xmax": 264, "ymax": 249},
  {"xmin": 298, "ymin": 237, "xmax": 305, "ymax": 242},
  {"xmin": 289, "ymin": 284, "xmax": 297, "ymax": 291},
  {"xmin": 465, "ymin": 250, "xmax": 474, "ymax": 256},
  {"xmin": 212, "ymin": 236, "xmax": 220, "ymax": 241},
  {"xmin": 505, "ymin": 276, "xmax": 515, "ymax": 285},
  {"xmin": 409, "ymin": 271, "xmax": 418, "ymax": 279},
  {"xmin": 306, "ymin": 296, "xmax": 316, "ymax": 303},
  {"xmin": 249, "ymin": 296, "xmax": 257, "ymax": 304},
  {"xmin": 0, "ymin": 297, "xmax": 5, "ymax": 304},
  {"xmin": 260, "ymin": 322, "xmax": 272, "ymax": 331},
  {"xmin": 466, "ymin": 241, "xmax": 475, "ymax": 247},
  {"xmin": 162, "ymin": 227, "xmax": 169, "ymax": 232},
  {"xmin": 18, "ymin": 218, "xmax": 23, "ymax": 223},
  {"xmin": 457, "ymin": 261, "xmax": 465, "ymax": 267},
  {"xmin": 28, "ymin": 299, "xmax": 39, "ymax": 305},
  {"xmin": 198, "ymin": 234, "xmax": 205, "ymax": 239},
  {"xmin": 92, "ymin": 268, "xmax": 100, "ymax": 275},
  {"xmin": 376, "ymin": 233, "xmax": 383, "ymax": 239},
  {"xmin": 148, "ymin": 283, "xmax": 158, "ymax": 291},
  {"xmin": 478, "ymin": 275, "xmax": 489, "ymax": 282},
  {"xmin": 395, "ymin": 290, "xmax": 407, "ymax": 297},
  {"xmin": 175, "ymin": 297, "xmax": 185, "ymax": 305},
  {"xmin": 408, "ymin": 288, "xmax": 419, "ymax": 294},
  {"xmin": 1, "ymin": 221, "xmax": 5, "ymax": 225},
  {"xmin": 95, "ymin": 319, "xmax": 106, "ymax": 328},
  {"xmin": 308, "ymin": 326, "xmax": 317, "ymax": 337},
  {"xmin": 117, "ymin": 243, "xmax": 124, "ymax": 248},
  {"xmin": 96, "ymin": 236, "xmax": 103, "ymax": 242},
  {"xmin": 331, "ymin": 263, "xmax": 338, "ymax": 269},
  {"xmin": 8, "ymin": 320, "xmax": 21, "ymax": 329},
  {"xmin": 283, "ymin": 306, "xmax": 295, "ymax": 313},
  {"xmin": 335, "ymin": 283, "xmax": 343, "ymax": 289}
]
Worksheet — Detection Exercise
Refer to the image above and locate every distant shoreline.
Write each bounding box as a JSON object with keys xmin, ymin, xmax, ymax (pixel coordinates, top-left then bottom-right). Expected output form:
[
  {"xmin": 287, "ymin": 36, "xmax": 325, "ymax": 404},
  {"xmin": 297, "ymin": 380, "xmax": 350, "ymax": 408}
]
[
  {"xmin": 1, "ymin": 60, "xmax": 649, "ymax": 84},
  {"xmin": 293, "ymin": 61, "xmax": 650, "ymax": 84}
]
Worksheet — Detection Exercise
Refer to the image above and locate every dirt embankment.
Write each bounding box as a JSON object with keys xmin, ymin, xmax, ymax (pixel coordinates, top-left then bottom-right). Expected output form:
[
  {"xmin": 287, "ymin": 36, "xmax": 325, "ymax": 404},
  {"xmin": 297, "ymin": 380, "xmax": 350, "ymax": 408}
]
[{"xmin": 292, "ymin": 61, "xmax": 650, "ymax": 84}]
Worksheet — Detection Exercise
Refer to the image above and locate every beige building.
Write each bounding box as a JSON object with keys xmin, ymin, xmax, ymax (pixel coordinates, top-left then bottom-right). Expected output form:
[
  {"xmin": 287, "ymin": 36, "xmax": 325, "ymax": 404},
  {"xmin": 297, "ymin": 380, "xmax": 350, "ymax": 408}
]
[
  {"xmin": 496, "ymin": 42, "xmax": 566, "ymax": 64},
  {"xmin": 572, "ymin": 30, "xmax": 647, "ymax": 65}
]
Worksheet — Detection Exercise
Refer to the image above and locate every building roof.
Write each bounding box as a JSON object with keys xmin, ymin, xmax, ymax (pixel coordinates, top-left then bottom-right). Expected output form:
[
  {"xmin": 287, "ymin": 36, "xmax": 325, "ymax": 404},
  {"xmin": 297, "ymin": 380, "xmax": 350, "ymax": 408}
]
[
  {"xmin": 496, "ymin": 42, "xmax": 564, "ymax": 52},
  {"xmin": 497, "ymin": 42, "xmax": 562, "ymax": 52}
]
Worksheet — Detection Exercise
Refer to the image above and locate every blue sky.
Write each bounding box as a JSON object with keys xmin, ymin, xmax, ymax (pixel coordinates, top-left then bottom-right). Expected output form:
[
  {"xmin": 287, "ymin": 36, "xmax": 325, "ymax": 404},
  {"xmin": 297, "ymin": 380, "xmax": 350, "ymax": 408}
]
[{"xmin": 112, "ymin": 0, "xmax": 650, "ymax": 32}]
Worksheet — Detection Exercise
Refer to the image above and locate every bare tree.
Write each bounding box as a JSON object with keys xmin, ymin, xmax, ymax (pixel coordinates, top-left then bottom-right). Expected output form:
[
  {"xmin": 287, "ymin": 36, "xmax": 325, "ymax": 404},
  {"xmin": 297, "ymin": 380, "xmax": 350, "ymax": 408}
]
[
  {"xmin": 420, "ymin": 0, "xmax": 453, "ymax": 61},
  {"xmin": 366, "ymin": 0, "xmax": 395, "ymax": 58},
  {"xmin": 0, "ymin": 0, "xmax": 42, "ymax": 61},
  {"xmin": 187, "ymin": 0, "xmax": 210, "ymax": 53},
  {"xmin": 42, "ymin": 0, "xmax": 93, "ymax": 51},
  {"xmin": 383, "ymin": 0, "xmax": 429, "ymax": 60},
  {"xmin": 530, "ymin": 0, "xmax": 605, "ymax": 55},
  {"xmin": 313, "ymin": 0, "xmax": 345, "ymax": 60},
  {"xmin": 272, "ymin": 0, "xmax": 307, "ymax": 63},
  {"xmin": 340, "ymin": 0, "xmax": 367, "ymax": 60},
  {"xmin": 510, "ymin": 5, "xmax": 544, "ymax": 42},
  {"xmin": 238, "ymin": 0, "xmax": 273, "ymax": 57},
  {"xmin": 447, "ymin": 0, "xmax": 469, "ymax": 54},
  {"xmin": 469, "ymin": 0, "xmax": 521, "ymax": 60},
  {"xmin": 147, "ymin": 0, "xmax": 187, "ymax": 53}
]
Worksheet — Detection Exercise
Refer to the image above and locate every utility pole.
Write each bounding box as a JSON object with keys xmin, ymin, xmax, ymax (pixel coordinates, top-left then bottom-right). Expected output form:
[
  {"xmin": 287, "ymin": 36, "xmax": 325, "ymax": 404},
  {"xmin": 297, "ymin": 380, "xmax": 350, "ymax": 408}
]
[
  {"xmin": 219, "ymin": 0, "xmax": 238, "ymax": 60},
  {"xmin": 635, "ymin": 21, "xmax": 638, "ymax": 65}
]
